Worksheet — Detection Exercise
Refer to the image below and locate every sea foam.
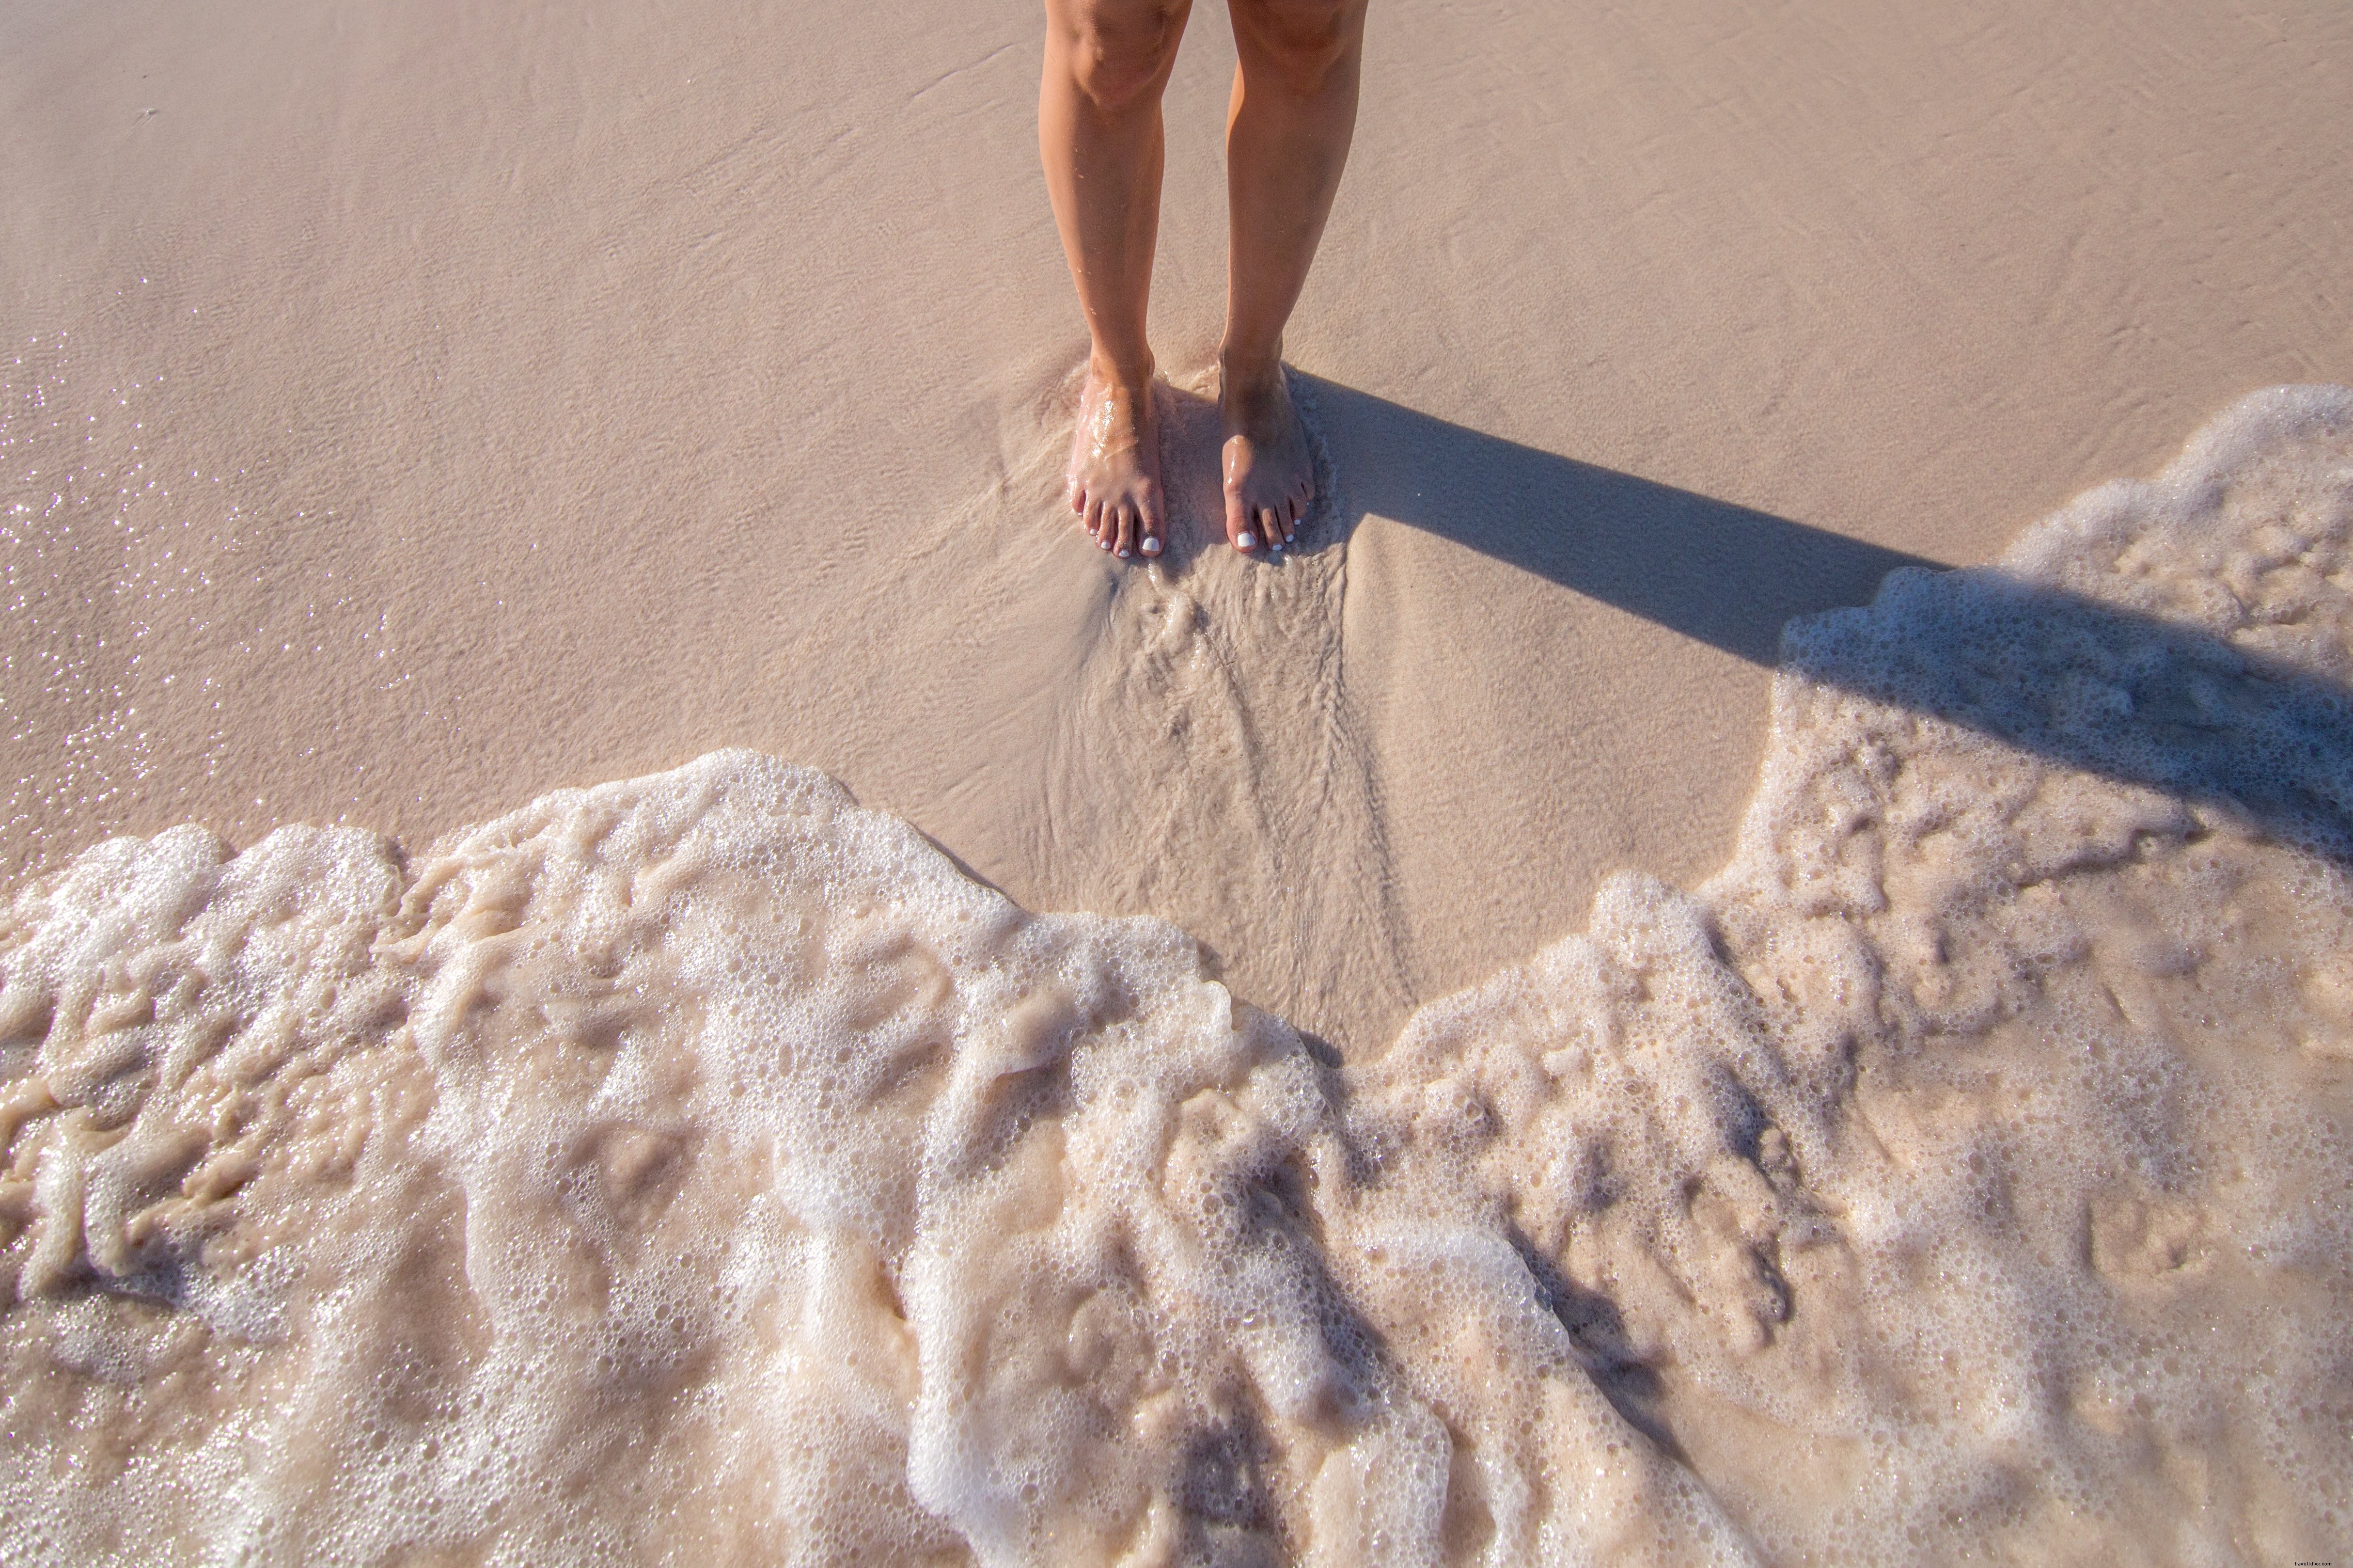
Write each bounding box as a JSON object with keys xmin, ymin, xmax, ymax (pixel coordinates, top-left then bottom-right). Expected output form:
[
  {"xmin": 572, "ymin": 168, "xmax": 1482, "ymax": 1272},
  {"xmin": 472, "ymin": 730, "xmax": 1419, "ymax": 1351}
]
[{"xmin": 2, "ymin": 388, "xmax": 2348, "ymax": 1564}]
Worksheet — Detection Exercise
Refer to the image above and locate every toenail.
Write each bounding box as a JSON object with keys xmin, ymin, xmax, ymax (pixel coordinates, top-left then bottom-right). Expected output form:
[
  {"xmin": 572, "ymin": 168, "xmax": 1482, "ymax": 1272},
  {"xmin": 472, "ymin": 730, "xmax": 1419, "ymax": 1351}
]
[
  {"xmin": 1117, "ymin": 548, "xmax": 1131, "ymax": 558},
  {"xmin": 1237, "ymin": 533, "xmax": 1256, "ymax": 549},
  {"xmin": 1142, "ymin": 537, "xmax": 1160, "ymax": 553}
]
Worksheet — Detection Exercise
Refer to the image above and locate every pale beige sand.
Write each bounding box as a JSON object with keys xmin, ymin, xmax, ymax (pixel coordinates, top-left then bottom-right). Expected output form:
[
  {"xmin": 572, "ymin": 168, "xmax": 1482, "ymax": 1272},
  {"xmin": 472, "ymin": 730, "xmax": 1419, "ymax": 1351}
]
[{"xmin": 5, "ymin": 0, "xmax": 2348, "ymax": 1052}]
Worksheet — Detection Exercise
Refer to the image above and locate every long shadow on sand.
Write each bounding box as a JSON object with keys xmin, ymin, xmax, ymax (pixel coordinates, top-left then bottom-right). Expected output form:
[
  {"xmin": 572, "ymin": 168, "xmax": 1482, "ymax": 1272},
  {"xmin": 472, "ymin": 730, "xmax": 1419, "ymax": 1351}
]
[
  {"xmin": 1298, "ymin": 374, "xmax": 1948, "ymax": 666},
  {"xmin": 1296, "ymin": 376, "xmax": 2353, "ymax": 860}
]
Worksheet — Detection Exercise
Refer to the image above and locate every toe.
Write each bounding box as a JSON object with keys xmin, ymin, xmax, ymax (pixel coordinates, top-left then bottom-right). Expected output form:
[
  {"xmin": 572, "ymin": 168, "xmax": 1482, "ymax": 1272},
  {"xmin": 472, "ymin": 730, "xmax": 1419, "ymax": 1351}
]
[
  {"xmin": 1084, "ymin": 496, "xmax": 1107, "ymax": 547},
  {"xmin": 1225, "ymin": 489, "xmax": 1256, "ymax": 551},
  {"xmin": 1113, "ymin": 502, "xmax": 1137, "ymax": 559},
  {"xmin": 1139, "ymin": 495, "xmax": 1165, "ymax": 557},
  {"xmin": 1258, "ymin": 506, "xmax": 1281, "ymax": 550}
]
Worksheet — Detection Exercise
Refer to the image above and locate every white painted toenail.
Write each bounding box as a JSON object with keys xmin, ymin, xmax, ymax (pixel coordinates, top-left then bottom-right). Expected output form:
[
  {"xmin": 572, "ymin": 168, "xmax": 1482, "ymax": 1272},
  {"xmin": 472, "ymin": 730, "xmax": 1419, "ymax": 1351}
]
[
  {"xmin": 1237, "ymin": 533, "xmax": 1256, "ymax": 549},
  {"xmin": 1117, "ymin": 548, "xmax": 1130, "ymax": 558},
  {"xmin": 1142, "ymin": 537, "xmax": 1160, "ymax": 553}
]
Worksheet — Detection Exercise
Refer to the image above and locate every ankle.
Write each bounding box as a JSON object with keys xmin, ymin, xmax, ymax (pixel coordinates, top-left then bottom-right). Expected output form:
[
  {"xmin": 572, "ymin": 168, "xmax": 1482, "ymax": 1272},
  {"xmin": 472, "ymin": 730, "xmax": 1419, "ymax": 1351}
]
[
  {"xmin": 1217, "ymin": 343, "xmax": 1284, "ymax": 396},
  {"xmin": 1089, "ymin": 348, "xmax": 1156, "ymax": 389}
]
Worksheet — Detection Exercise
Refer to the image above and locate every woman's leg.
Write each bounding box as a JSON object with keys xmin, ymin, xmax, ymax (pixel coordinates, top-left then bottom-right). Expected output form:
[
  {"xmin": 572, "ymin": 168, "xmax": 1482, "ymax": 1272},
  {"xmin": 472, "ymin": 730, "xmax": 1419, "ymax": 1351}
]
[
  {"xmin": 1042, "ymin": 0, "xmax": 1193, "ymax": 558},
  {"xmin": 1218, "ymin": 0, "xmax": 1367, "ymax": 551}
]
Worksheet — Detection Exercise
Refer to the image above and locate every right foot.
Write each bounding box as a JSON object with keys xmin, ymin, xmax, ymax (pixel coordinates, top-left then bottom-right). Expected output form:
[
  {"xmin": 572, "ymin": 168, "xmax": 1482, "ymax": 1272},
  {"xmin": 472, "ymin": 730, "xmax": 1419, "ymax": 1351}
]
[
  {"xmin": 1066, "ymin": 357, "xmax": 1167, "ymax": 560},
  {"xmin": 1217, "ymin": 354, "xmax": 1314, "ymax": 555}
]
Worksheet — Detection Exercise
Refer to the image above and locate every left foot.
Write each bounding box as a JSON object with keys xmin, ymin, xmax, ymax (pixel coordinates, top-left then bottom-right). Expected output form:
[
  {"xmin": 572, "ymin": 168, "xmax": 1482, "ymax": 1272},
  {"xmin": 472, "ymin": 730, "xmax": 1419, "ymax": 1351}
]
[{"xmin": 1218, "ymin": 354, "xmax": 1313, "ymax": 553}]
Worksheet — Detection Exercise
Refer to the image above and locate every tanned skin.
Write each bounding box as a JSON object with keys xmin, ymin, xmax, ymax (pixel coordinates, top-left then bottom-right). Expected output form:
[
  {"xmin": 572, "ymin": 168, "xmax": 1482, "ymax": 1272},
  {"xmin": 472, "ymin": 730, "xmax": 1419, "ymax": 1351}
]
[{"xmin": 1041, "ymin": 0, "xmax": 1367, "ymax": 558}]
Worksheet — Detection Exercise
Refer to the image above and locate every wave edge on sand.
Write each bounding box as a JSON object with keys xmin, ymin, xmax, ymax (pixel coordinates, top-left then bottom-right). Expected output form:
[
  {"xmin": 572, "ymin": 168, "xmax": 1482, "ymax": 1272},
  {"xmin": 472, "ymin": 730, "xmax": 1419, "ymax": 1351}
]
[{"xmin": 2, "ymin": 387, "xmax": 2348, "ymax": 1564}]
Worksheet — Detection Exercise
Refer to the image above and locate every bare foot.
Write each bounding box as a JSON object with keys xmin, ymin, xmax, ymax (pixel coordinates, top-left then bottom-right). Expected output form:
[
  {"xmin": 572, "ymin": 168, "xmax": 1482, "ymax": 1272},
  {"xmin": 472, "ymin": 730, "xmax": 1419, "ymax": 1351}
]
[
  {"xmin": 1218, "ymin": 355, "xmax": 1313, "ymax": 554},
  {"xmin": 1067, "ymin": 356, "xmax": 1166, "ymax": 560}
]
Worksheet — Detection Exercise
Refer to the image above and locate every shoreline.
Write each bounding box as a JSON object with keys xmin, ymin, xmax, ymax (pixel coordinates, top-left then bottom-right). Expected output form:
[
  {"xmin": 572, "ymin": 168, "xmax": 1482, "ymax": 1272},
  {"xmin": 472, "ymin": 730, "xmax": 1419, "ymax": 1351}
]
[{"xmin": 4, "ymin": 386, "xmax": 2347, "ymax": 1559}]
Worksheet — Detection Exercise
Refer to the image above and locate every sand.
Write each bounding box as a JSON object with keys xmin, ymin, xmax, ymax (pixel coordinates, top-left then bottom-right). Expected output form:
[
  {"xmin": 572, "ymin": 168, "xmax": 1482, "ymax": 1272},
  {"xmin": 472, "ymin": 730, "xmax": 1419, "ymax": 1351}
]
[
  {"xmin": 7, "ymin": 0, "xmax": 2347, "ymax": 1055},
  {"xmin": 6, "ymin": 3, "xmax": 2353, "ymax": 1558},
  {"xmin": 4, "ymin": 390, "xmax": 2349, "ymax": 1563}
]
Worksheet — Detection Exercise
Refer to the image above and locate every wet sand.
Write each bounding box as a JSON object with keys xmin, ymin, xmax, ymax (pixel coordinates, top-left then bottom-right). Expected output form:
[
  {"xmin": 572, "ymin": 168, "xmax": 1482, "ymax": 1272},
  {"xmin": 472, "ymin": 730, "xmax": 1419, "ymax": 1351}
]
[{"xmin": 5, "ymin": 393, "xmax": 2348, "ymax": 1562}]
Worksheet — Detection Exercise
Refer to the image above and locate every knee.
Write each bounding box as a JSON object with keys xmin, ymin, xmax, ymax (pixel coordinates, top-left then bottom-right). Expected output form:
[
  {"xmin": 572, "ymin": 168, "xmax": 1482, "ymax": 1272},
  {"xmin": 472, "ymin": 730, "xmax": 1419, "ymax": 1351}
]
[
  {"xmin": 1234, "ymin": 0, "xmax": 1363, "ymax": 94},
  {"xmin": 1055, "ymin": 0, "xmax": 1188, "ymax": 114}
]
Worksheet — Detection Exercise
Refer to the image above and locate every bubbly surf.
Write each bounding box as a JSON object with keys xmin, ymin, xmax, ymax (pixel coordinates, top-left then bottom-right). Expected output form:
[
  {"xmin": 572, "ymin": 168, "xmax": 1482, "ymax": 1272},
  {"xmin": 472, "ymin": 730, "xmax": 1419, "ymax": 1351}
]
[{"xmin": 2, "ymin": 388, "xmax": 2348, "ymax": 1565}]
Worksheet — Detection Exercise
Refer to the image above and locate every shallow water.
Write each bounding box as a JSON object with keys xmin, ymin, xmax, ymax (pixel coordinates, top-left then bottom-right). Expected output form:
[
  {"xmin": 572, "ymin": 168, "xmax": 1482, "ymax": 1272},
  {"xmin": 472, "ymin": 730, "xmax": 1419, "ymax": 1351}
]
[{"xmin": 2, "ymin": 388, "xmax": 2348, "ymax": 1564}]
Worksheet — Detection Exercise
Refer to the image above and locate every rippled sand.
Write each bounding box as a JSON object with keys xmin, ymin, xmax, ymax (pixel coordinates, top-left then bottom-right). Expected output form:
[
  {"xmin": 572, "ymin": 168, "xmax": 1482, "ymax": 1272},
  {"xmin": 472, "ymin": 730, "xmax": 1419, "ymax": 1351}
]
[{"xmin": 4, "ymin": 390, "xmax": 2346, "ymax": 1564}]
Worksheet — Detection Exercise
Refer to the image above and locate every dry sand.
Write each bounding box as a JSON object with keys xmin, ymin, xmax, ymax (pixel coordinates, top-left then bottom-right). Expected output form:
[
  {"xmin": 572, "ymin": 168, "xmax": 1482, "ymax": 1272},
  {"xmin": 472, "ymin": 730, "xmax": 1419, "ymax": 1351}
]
[{"xmin": 6, "ymin": 0, "xmax": 2349, "ymax": 1055}]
